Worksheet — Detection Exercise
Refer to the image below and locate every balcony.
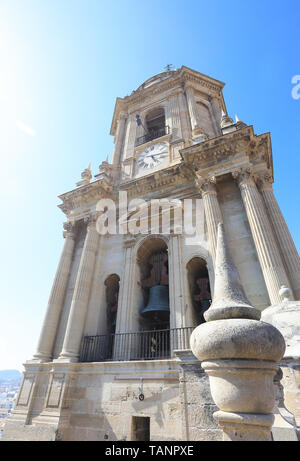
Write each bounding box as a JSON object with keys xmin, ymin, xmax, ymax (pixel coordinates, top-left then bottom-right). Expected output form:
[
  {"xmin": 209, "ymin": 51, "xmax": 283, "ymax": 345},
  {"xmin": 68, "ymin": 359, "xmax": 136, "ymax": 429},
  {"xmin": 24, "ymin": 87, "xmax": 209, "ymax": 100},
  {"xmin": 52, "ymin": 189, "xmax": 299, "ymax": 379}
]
[
  {"xmin": 80, "ymin": 327, "xmax": 194, "ymax": 363},
  {"xmin": 135, "ymin": 126, "xmax": 170, "ymax": 147}
]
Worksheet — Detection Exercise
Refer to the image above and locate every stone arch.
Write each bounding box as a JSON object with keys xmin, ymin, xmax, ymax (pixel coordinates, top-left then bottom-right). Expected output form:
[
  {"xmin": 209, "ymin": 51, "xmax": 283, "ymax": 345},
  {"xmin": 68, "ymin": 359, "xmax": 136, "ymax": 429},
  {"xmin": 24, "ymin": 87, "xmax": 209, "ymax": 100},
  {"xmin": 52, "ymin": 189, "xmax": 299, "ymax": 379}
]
[
  {"xmin": 144, "ymin": 107, "xmax": 166, "ymax": 133},
  {"xmin": 104, "ymin": 273, "xmax": 120, "ymax": 334},
  {"xmin": 136, "ymin": 235, "xmax": 170, "ymax": 331},
  {"xmin": 185, "ymin": 256, "xmax": 212, "ymax": 326}
]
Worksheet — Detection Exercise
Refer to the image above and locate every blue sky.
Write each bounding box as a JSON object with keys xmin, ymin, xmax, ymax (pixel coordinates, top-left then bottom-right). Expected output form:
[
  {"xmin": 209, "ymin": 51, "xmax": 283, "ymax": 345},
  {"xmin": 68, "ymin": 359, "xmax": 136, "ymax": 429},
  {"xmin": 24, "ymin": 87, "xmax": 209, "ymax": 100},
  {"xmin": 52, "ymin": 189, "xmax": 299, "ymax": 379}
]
[{"xmin": 0, "ymin": 0, "xmax": 299, "ymax": 370}]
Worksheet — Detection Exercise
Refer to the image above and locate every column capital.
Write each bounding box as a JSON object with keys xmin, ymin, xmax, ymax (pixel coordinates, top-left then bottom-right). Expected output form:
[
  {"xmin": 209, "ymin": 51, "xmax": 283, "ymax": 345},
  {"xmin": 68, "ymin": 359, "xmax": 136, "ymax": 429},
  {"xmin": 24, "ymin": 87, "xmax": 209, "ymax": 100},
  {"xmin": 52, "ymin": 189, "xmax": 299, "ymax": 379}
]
[
  {"xmin": 118, "ymin": 111, "xmax": 128, "ymax": 121},
  {"xmin": 123, "ymin": 237, "xmax": 136, "ymax": 248},
  {"xmin": 232, "ymin": 168, "xmax": 256, "ymax": 188},
  {"xmin": 195, "ymin": 174, "xmax": 217, "ymax": 197},
  {"xmin": 63, "ymin": 221, "xmax": 76, "ymax": 240},
  {"xmin": 84, "ymin": 213, "xmax": 99, "ymax": 230},
  {"xmin": 256, "ymin": 172, "xmax": 274, "ymax": 192}
]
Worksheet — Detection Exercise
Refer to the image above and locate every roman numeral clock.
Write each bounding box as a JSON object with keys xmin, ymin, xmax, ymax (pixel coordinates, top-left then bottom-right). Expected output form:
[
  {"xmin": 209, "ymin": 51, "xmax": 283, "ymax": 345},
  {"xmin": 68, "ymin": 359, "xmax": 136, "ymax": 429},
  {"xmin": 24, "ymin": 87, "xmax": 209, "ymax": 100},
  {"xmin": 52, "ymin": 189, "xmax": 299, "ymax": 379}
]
[{"xmin": 136, "ymin": 142, "xmax": 169, "ymax": 176}]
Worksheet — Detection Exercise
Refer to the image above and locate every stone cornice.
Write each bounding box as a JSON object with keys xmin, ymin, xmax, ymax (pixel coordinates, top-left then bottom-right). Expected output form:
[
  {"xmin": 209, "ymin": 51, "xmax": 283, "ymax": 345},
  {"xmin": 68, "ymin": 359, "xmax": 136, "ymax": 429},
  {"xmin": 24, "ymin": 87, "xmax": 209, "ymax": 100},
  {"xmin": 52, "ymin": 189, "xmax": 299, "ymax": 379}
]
[
  {"xmin": 58, "ymin": 127, "xmax": 274, "ymax": 218},
  {"xmin": 181, "ymin": 126, "xmax": 273, "ymax": 179},
  {"xmin": 118, "ymin": 163, "xmax": 195, "ymax": 199},
  {"xmin": 58, "ymin": 177, "xmax": 114, "ymax": 216}
]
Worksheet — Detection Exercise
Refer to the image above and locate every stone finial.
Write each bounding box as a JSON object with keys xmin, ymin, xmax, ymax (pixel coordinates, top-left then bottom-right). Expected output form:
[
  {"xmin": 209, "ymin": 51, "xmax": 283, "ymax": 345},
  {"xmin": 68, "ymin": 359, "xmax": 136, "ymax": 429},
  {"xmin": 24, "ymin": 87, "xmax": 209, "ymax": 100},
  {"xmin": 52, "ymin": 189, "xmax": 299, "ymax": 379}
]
[
  {"xmin": 234, "ymin": 114, "xmax": 247, "ymax": 128},
  {"xmin": 279, "ymin": 285, "xmax": 291, "ymax": 303},
  {"xmin": 204, "ymin": 223, "xmax": 261, "ymax": 321},
  {"xmin": 220, "ymin": 111, "xmax": 234, "ymax": 129},
  {"xmin": 76, "ymin": 163, "xmax": 92, "ymax": 187}
]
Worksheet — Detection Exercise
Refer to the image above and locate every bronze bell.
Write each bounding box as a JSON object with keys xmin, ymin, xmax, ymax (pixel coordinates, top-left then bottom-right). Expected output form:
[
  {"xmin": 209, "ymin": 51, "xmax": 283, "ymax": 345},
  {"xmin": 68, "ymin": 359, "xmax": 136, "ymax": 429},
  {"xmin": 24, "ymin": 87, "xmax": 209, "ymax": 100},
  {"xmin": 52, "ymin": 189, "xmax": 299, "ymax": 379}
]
[{"xmin": 140, "ymin": 285, "xmax": 170, "ymax": 321}]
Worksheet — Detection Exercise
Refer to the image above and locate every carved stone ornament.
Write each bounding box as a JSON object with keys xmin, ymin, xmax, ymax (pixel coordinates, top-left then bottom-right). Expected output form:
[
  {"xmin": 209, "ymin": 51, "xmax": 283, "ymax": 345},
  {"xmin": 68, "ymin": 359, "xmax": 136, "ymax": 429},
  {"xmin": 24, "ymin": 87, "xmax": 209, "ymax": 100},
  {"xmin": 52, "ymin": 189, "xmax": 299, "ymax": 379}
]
[
  {"xmin": 63, "ymin": 221, "xmax": 76, "ymax": 239},
  {"xmin": 195, "ymin": 174, "xmax": 217, "ymax": 196},
  {"xmin": 76, "ymin": 164, "xmax": 92, "ymax": 188}
]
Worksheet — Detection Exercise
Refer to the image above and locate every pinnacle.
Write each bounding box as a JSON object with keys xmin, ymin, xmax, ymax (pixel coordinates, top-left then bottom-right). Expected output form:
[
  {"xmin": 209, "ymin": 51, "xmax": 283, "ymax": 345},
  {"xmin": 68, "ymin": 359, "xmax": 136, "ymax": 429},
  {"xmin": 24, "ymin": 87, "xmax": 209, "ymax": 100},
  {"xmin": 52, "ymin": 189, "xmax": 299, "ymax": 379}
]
[{"xmin": 204, "ymin": 223, "xmax": 261, "ymax": 322}]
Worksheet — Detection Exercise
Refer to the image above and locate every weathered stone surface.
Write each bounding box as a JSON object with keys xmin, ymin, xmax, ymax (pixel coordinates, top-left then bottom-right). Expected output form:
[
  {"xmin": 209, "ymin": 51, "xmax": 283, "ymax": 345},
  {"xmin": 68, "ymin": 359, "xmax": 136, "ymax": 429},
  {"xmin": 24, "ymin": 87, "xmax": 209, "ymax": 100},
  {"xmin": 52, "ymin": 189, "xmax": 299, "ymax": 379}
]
[{"xmin": 191, "ymin": 318, "xmax": 285, "ymax": 362}]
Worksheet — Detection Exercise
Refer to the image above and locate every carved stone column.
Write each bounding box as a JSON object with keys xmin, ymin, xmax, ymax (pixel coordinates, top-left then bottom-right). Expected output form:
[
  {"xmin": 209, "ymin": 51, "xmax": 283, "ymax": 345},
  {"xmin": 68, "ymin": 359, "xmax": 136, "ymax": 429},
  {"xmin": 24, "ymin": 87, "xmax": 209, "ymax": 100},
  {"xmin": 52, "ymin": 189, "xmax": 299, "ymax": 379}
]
[
  {"xmin": 58, "ymin": 216, "xmax": 100, "ymax": 362},
  {"xmin": 196, "ymin": 175, "xmax": 223, "ymax": 264},
  {"xmin": 233, "ymin": 170, "xmax": 294, "ymax": 305},
  {"xmin": 177, "ymin": 88, "xmax": 192, "ymax": 141},
  {"xmin": 168, "ymin": 233, "xmax": 185, "ymax": 330},
  {"xmin": 209, "ymin": 96, "xmax": 222, "ymax": 136},
  {"xmin": 185, "ymin": 85, "xmax": 200, "ymax": 133},
  {"xmin": 258, "ymin": 175, "xmax": 300, "ymax": 300},
  {"xmin": 113, "ymin": 237, "xmax": 136, "ymax": 361},
  {"xmin": 112, "ymin": 112, "xmax": 127, "ymax": 165},
  {"xmin": 33, "ymin": 222, "xmax": 76, "ymax": 362}
]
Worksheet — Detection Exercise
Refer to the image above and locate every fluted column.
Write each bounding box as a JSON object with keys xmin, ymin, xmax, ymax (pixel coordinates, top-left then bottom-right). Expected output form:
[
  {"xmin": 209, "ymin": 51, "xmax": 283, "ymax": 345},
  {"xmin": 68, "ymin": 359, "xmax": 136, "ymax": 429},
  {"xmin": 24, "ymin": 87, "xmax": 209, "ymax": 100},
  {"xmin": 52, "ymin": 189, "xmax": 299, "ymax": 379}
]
[
  {"xmin": 58, "ymin": 216, "xmax": 100, "ymax": 362},
  {"xmin": 234, "ymin": 170, "xmax": 294, "ymax": 305},
  {"xmin": 258, "ymin": 175, "xmax": 300, "ymax": 300},
  {"xmin": 33, "ymin": 222, "xmax": 76, "ymax": 362},
  {"xmin": 112, "ymin": 112, "xmax": 127, "ymax": 165},
  {"xmin": 113, "ymin": 238, "xmax": 136, "ymax": 361},
  {"xmin": 168, "ymin": 234, "xmax": 185, "ymax": 331},
  {"xmin": 196, "ymin": 175, "xmax": 223, "ymax": 264}
]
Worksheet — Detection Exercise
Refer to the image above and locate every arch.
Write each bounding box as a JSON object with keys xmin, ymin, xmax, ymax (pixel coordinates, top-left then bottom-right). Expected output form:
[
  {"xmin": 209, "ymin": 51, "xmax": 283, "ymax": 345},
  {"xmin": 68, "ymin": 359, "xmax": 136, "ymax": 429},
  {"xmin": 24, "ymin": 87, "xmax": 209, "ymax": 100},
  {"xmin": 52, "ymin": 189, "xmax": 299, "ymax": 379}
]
[
  {"xmin": 136, "ymin": 236, "xmax": 170, "ymax": 331},
  {"xmin": 145, "ymin": 107, "xmax": 165, "ymax": 134},
  {"xmin": 104, "ymin": 274, "xmax": 120, "ymax": 334},
  {"xmin": 186, "ymin": 256, "xmax": 212, "ymax": 326},
  {"xmin": 134, "ymin": 234, "xmax": 169, "ymax": 259}
]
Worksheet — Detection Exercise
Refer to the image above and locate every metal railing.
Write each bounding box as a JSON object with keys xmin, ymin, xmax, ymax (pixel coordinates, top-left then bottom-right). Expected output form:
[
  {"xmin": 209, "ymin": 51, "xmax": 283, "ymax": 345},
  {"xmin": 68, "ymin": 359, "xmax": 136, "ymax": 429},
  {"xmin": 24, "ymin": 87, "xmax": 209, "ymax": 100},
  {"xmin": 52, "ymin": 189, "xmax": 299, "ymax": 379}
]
[
  {"xmin": 135, "ymin": 126, "xmax": 170, "ymax": 147},
  {"xmin": 80, "ymin": 327, "xmax": 194, "ymax": 363}
]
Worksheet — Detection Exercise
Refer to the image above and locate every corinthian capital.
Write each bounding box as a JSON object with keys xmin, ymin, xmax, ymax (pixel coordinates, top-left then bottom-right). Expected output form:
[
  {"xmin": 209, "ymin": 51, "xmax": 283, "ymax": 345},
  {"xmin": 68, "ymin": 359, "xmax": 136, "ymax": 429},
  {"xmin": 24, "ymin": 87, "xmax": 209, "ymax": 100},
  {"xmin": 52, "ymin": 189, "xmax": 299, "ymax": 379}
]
[
  {"xmin": 232, "ymin": 167, "xmax": 256, "ymax": 188},
  {"xmin": 84, "ymin": 213, "xmax": 99, "ymax": 230},
  {"xmin": 256, "ymin": 172, "xmax": 274, "ymax": 191},
  {"xmin": 63, "ymin": 221, "xmax": 76, "ymax": 240},
  {"xmin": 195, "ymin": 174, "xmax": 217, "ymax": 196}
]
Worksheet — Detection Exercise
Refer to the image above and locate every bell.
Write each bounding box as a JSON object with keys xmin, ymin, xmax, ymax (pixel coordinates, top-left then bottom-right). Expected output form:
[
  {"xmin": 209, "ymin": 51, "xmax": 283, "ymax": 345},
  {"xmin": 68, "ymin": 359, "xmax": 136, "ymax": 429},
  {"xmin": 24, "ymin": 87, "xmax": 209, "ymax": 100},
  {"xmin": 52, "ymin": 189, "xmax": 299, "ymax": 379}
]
[{"xmin": 140, "ymin": 285, "xmax": 170, "ymax": 321}]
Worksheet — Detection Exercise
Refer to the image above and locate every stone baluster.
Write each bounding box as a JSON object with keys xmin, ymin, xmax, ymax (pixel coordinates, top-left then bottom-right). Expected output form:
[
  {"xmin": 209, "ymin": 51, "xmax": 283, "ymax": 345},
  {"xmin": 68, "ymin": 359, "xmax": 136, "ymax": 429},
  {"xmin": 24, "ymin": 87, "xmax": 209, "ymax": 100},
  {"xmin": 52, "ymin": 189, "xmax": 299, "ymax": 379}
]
[
  {"xmin": 58, "ymin": 216, "xmax": 100, "ymax": 362},
  {"xmin": 233, "ymin": 170, "xmax": 294, "ymax": 305},
  {"xmin": 33, "ymin": 222, "xmax": 76, "ymax": 362},
  {"xmin": 112, "ymin": 112, "xmax": 127, "ymax": 165},
  {"xmin": 196, "ymin": 175, "xmax": 223, "ymax": 265},
  {"xmin": 258, "ymin": 175, "xmax": 300, "ymax": 300}
]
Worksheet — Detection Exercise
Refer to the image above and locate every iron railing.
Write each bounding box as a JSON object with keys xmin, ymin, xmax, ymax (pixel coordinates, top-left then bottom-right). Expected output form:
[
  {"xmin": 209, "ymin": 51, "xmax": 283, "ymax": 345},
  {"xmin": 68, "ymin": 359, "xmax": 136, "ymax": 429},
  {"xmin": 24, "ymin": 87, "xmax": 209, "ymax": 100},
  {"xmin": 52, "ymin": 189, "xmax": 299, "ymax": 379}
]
[
  {"xmin": 80, "ymin": 327, "xmax": 194, "ymax": 363},
  {"xmin": 135, "ymin": 126, "xmax": 170, "ymax": 147}
]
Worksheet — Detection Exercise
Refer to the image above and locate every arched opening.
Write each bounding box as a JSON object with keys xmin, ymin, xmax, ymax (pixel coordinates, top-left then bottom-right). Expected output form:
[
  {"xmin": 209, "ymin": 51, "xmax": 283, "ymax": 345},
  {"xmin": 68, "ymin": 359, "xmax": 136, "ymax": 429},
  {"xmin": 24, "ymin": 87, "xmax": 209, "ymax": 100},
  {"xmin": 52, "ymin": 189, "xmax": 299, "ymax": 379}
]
[
  {"xmin": 187, "ymin": 258, "xmax": 211, "ymax": 325},
  {"xmin": 105, "ymin": 274, "xmax": 120, "ymax": 335},
  {"xmin": 137, "ymin": 237, "xmax": 169, "ymax": 332},
  {"xmin": 145, "ymin": 107, "xmax": 165, "ymax": 135}
]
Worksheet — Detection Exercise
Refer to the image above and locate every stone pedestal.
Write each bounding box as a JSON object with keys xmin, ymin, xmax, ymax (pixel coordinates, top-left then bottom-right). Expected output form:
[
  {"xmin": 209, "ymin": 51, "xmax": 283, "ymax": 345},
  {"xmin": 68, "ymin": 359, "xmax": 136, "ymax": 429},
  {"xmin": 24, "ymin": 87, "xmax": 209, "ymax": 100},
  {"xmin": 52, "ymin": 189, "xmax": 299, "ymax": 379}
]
[{"xmin": 262, "ymin": 294, "xmax": 300, "ymax": 439}]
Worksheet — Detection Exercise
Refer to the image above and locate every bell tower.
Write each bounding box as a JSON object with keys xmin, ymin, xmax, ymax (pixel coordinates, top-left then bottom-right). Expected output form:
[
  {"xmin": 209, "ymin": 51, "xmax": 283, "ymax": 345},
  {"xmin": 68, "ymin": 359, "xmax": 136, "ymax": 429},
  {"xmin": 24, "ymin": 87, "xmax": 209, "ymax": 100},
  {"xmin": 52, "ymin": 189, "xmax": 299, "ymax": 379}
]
[
  {"xmin": 3, "ymin": 66, "xmax": 300, "ymax": 442},
  {"xmin": 110, "ymin": 66, "xmax": 226, "ymax": 179}
]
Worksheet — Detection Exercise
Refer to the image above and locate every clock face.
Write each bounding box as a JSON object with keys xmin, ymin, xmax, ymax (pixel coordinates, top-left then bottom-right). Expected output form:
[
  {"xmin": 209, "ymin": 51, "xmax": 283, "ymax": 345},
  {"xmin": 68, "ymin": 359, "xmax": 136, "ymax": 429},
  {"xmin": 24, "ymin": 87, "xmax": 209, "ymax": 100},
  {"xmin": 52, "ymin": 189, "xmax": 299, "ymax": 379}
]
[{"xmin": 137, "ymin": 143, "xmax": 169, "ymax": 171}]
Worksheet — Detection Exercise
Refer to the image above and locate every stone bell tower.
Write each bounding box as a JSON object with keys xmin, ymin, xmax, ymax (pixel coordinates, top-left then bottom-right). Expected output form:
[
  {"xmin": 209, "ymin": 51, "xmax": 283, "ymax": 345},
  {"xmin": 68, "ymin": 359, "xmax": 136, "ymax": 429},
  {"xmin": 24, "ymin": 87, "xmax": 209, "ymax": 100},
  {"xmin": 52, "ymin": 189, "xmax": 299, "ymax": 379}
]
[{"xmin": 3, "ymin": 66, "xmax": 299, "ymax": 441}]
